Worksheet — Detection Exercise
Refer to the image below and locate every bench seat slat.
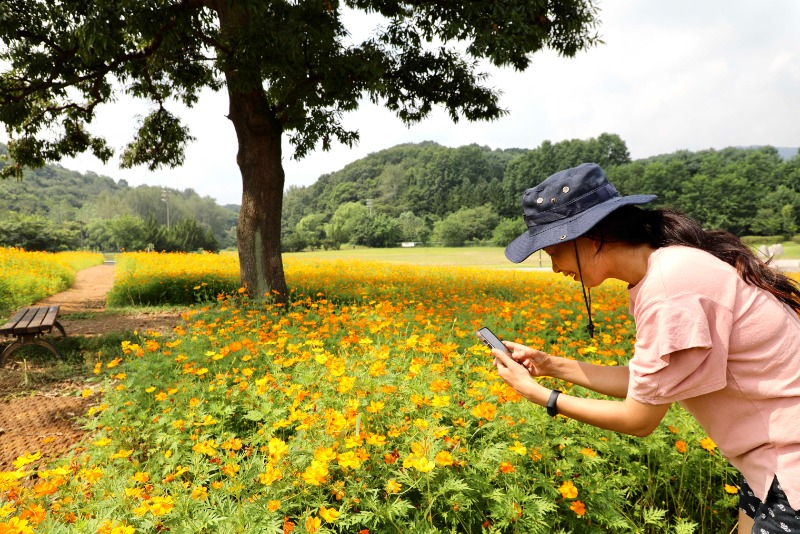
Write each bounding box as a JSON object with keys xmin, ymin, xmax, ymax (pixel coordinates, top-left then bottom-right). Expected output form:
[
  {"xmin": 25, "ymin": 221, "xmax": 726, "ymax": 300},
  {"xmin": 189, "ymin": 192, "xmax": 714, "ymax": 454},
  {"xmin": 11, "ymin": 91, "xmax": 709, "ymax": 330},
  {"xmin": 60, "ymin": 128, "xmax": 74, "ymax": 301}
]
[
  {"xmin": 11, "ymin": 307, "xmax": 41, "ymax": 334},
  {"xmin": 0, "ymin": 308, "xmax": 30, "ymax": 335},
  {"xmin": 42, "ymin": 305, "xmax": 60, "ymax": 328},
  {"xmin": 24, "ymin": 306, "xmax": 53, "ymax": 333}
]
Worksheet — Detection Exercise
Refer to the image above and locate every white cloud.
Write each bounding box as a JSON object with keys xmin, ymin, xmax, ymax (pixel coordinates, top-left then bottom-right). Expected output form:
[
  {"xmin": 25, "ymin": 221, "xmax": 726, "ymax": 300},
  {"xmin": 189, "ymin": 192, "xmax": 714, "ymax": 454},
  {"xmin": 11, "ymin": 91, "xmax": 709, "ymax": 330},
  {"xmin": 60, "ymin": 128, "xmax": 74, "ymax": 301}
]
[{"xmin": 2, "ymin": 1, "xmax": 799, "ymax": 205}]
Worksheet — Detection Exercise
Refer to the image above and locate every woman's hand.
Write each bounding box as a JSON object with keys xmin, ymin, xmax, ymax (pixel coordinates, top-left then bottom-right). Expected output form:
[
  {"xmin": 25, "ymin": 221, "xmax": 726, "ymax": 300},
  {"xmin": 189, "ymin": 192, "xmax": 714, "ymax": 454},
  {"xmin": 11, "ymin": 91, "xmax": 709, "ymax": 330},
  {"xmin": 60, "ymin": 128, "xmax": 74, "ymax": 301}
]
[
  {"xmin": 492, "ymin": 345, "xmax": 550, "ymax": 402},
  {"xmin": 500, "ymin": 341, "xmax": 552, "ymax": 377}
]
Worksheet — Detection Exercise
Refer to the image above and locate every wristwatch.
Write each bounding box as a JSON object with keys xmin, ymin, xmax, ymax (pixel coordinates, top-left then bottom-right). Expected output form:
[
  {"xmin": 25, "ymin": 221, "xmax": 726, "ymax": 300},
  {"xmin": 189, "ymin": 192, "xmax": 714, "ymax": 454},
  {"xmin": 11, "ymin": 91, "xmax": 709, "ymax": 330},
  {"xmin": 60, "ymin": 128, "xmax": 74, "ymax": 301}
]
[{"xmin": 547, "ymin": 389, "xmax": 562, "ymax": 417}]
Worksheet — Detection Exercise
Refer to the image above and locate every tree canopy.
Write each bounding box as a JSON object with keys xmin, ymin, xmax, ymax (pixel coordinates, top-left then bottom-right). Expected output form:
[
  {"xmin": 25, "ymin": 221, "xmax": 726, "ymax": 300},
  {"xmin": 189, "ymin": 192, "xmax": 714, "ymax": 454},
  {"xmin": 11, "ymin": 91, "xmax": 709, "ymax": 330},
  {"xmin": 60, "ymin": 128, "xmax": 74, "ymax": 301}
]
[
  {"xmin": 1, "ymin": 0, "xmax": 601, "ymax": 301},
  {"xmin": 281, "ymin": 137, "xmax": 800, "ymax": 249}
]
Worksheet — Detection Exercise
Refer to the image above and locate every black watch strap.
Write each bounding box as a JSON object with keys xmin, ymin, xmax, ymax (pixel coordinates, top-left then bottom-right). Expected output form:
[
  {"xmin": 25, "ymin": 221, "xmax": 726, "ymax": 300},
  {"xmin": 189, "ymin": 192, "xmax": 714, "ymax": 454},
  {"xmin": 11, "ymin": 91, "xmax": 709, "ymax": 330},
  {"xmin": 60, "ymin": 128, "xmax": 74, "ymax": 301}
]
[{"xmin": 547, "ymin": 389, "xmax": 562, "ymax": 417}]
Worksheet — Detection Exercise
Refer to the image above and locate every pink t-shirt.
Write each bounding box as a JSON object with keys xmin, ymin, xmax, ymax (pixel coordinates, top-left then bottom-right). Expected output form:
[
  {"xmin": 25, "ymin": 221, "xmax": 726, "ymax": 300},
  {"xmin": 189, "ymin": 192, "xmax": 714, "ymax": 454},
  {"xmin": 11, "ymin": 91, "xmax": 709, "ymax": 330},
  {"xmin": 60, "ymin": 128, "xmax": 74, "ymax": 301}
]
[{"xmin": 628, "ymin": 245, "xmax": 800, "ymax": 509}]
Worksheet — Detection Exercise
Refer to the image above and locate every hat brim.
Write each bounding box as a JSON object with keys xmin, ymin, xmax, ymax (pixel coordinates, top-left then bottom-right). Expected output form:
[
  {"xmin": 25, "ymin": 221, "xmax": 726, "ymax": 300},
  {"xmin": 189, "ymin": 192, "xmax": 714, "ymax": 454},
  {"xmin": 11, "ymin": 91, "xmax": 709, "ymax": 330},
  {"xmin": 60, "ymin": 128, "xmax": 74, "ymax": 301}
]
[{"xmin": 504, "ymin": 194, "xmax": 657, "ymax": 263}]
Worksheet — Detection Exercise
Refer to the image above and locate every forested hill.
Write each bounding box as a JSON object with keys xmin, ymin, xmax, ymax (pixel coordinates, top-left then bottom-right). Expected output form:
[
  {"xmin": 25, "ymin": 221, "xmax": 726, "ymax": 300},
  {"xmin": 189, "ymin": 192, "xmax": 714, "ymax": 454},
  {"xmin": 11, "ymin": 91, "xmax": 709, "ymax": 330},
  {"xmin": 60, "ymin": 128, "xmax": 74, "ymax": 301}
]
[
  {"xmin": 281, "ymin": 135, "xmax": 800, "ymax": 250},
  {"xmin": 0, "ymin": 142, "xmax": 239, "ymax": 250}
]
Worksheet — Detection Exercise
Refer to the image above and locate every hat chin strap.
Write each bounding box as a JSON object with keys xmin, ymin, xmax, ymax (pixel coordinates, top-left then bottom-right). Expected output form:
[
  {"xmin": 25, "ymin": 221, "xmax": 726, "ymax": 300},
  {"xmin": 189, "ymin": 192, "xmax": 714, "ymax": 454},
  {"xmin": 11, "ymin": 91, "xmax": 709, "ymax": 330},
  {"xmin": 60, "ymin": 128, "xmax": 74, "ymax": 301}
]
[{"xmin": 573, "ymin": 241, "xmax": 595, "ymax": 339}]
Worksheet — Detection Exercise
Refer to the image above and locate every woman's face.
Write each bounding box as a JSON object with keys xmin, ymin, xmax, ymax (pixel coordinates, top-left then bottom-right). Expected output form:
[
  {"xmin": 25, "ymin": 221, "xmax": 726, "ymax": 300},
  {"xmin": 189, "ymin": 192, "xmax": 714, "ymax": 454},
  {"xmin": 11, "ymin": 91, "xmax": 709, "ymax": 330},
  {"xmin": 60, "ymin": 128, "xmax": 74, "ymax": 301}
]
[{"xmin": 543, "ymin": 238, "xmax": 604, "ymax": 287}]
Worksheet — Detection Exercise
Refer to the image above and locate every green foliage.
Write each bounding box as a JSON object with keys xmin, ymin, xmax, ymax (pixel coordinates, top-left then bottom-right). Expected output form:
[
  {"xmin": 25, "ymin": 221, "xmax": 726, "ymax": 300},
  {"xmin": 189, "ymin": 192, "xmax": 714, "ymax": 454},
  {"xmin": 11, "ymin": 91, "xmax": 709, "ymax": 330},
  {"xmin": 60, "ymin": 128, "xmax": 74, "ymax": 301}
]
[
  {"xmin": 0, "ymin": 145, "xmax": 238, "ymax": 250},
  {"xmin": 492, "ymin": 218, "xmax": 526, "ymax": 247},
  {"xmin": 432, "ymin": 205, "xmax": 501, "ymax": 247},
  {"xmin": 0, "ymin": 213, "xmax": 82, "ymax": 251},
  {"xmin": 284, "ymin": 137, "xmax": 800, "ymax": 251}
]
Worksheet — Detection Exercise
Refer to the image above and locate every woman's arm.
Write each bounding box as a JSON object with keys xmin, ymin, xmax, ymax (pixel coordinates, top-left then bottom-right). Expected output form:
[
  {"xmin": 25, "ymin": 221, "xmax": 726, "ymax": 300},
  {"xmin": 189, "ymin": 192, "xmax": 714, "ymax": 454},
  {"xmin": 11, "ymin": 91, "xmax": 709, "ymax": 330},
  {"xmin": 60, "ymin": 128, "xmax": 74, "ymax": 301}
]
[
  {"xmin": 494, "ymin": 348, "xmax": 669, "ymax": 437},
  {"xmin": 503, "ymin": 340, "xmax": 630, "ymax": 398}
]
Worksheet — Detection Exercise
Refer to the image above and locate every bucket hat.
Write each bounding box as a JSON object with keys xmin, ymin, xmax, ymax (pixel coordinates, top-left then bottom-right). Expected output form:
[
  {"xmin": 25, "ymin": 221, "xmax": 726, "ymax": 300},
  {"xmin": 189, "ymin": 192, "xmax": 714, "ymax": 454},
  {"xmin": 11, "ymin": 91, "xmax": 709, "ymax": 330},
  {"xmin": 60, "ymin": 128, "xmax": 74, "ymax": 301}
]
[{"xmin": 505, "ymin": 163, "xmax": 656, "ymax": 263}]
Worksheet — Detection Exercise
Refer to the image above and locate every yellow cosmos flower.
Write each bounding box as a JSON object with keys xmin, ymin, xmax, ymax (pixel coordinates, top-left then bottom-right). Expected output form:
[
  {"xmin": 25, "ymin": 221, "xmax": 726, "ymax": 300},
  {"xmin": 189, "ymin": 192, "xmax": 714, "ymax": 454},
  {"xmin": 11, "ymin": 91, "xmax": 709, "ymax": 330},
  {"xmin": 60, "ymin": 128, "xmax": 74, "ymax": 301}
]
[
  {"xmin": 385, "ymin": 479, "xmax": 402, "ymax": 494},
  {"xmin": 192, "ymin": 440, "xmax": 218, "ymax": 456},
  {"xmin": 509, "ymin": 441, "xmax": 527, "ymax": 455},
  {"xmin": 306, "ymin": 516, "xmax": 322, "ymax": 534},
  {"xmin": 319, "ymin": 506, "xmax": 340, "ymax": 523},
  {"xmin": 148, "ymin": 495, "xmax": 175, "ymax": 516},
  {"xmin": 366, "ymin": 400, "xmax": 385, "ymax": 413},
  {"xmin": 365, "ymin": 433, "xmax": 387, "ymax": 446},
  {"xmin": 435, "ymin": 450, "xmax": 454, "ymax": 466},
  {"xmin": 110, "ymin": 449, "xmax": 134, "ymax": 459},
  {"xmin": 337, "ymin": 451, "xmax": 362, "ymax": 470},
  {"xmin": 190, "ymin": 486, "xmax": 208, "ymax": 500},
  {"xmin": 412, "ymin": 456, "xmax": 435, "ymax": 473},
  {"xmin": 12, "ymin": 452, "xmax": 41, "ymax": 469},
  {"xmin": 259, "ymin": 464, "xmax": 283, "ymax": 485},
  {"xmin": 267, "ymin": 500, "xmax": 281, "ymax": 512},
  {"xmin": 132, "ymin": 471, "xmax": 150, "ymax": 484},
  {"xmin": 1, "ymin": 518, "xmax": 34, "ymax": 534},
  {"xmin": 725, "ymin": 484, "xmax": 739, "ymax": 494},
  {"xmin": 301, "ymin": 460, "xmax": 329, "ymax": 486},
  {"xmin": 268, "ymin": 437, "xmax": 288, "ymax": 460}
]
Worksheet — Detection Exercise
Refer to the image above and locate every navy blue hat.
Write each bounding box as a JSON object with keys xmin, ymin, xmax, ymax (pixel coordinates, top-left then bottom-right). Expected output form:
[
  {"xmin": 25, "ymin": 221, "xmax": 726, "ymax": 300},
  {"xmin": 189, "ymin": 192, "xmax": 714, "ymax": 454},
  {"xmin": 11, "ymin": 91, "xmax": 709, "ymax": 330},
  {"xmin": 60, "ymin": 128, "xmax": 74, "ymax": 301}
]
[{"xmin": 505, "ymin": 163, "xmax": 656, "ymax": 263}]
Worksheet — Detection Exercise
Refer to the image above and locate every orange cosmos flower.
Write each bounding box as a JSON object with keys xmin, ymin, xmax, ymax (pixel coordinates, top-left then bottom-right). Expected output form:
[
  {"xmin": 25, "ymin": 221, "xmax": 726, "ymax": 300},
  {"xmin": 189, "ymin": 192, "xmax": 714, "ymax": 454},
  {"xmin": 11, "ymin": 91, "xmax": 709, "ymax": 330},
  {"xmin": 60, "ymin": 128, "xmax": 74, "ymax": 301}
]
[
  {"xmin": 700, "ymin": 437, "xmax": 717, "ymax": 453},
  {"xmin": 570, "ymin": 500, "xmax": 586, "ymax": 516},
  {"xmin": 33, "ymin": 480, "xmax": 58, "ymax": 497},
  {"xmin": 18, "ymin": 504, "xmax": 46, "ymax": 525},
  {"xmin": 675, "ymin": 440, "xmax": 688, "ymax": 453},
  {"xmin": 499, "ymin": 462, "xmax": 516, "ymax": 474},
  {"xmin": 470, "ymin": 402, "xmax": 497, "ymax": 421},
  {"xmin": 558, "ymin": 480, "xmax": 579, "ymax": 499}
]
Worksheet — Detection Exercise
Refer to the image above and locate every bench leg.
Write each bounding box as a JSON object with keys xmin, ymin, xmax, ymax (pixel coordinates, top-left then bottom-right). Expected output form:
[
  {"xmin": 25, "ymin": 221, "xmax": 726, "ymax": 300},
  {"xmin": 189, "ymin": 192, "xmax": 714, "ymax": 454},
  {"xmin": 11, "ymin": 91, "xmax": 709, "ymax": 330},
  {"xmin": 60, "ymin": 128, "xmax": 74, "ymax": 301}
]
[
  {"xmin": 53, "ymin": 320, "xmax": 67, "ymax": 337},
  {"xmin": 0, "ymin": 339, "xmax": 23, "ymax": 368},
  {"xmin": 0, "ymin": 336, "xmax": 62, "ymax": 367}
]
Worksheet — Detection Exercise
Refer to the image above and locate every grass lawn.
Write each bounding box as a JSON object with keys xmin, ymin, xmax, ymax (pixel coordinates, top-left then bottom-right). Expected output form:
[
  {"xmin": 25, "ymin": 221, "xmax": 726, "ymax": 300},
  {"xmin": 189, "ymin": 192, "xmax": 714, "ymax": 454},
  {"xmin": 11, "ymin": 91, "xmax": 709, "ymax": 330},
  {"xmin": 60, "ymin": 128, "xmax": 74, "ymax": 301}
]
[
  {"xmin": 283, "ymin": 241, "xmax": 800, "ymax": 269},
  {"xmin": 283, "ymin": 246, "xmax": 554, "ymax": 269}
]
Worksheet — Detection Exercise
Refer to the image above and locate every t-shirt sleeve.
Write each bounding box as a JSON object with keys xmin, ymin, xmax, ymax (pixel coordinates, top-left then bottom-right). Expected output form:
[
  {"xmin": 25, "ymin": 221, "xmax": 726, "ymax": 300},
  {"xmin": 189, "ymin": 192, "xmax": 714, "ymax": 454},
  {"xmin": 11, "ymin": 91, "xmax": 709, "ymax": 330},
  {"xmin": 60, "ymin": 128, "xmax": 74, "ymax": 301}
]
[{"xmin": 628, "ymin": 293, "xmax": 732, "ymax": 404}]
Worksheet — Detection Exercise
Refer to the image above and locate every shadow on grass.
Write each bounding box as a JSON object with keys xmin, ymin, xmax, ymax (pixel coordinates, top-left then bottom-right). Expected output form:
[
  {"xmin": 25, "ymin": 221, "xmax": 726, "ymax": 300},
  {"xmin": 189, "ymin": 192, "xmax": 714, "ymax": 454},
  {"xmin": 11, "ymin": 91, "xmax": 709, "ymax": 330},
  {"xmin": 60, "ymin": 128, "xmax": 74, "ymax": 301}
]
[{"xmin": 0, "ymin": 331, "xmax": 133, "ymax": 399}]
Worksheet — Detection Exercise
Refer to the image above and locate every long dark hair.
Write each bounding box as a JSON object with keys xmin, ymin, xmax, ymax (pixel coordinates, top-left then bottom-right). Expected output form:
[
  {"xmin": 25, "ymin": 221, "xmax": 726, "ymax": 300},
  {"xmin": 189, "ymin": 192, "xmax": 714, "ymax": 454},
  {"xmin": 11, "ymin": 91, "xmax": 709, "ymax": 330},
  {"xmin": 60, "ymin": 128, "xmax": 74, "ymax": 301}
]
[{"xmin": 585, "ymin": 205, "xmax": 800, "ymax": 313}]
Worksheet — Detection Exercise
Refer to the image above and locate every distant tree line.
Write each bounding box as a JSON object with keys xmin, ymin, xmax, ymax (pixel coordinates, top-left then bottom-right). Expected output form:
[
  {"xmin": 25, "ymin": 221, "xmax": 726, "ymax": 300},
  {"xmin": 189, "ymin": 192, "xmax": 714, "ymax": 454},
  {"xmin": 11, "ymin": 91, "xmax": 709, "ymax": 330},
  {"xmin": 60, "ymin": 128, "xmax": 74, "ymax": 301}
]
[
  {"xmin": 0, "ymin": 143, "xmax": 238, "ymax": 252},
  {"xmin": 282, "ymin": 135, "xmax": 800, "ymax": 250}
]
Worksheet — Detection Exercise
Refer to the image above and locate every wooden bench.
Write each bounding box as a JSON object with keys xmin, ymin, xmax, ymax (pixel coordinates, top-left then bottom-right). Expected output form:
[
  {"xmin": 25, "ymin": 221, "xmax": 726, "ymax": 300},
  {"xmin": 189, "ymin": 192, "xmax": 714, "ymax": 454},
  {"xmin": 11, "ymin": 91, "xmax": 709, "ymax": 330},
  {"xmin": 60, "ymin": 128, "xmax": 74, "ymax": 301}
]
[{"xmin": 0, "ymin": 305, "xmax": 66, "ymax": 367}]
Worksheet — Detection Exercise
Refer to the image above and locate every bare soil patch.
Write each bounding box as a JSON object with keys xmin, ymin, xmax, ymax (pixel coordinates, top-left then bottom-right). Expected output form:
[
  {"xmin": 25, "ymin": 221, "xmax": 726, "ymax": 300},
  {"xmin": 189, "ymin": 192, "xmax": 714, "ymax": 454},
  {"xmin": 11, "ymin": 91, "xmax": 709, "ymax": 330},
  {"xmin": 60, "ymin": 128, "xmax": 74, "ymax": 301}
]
[{"xmin": 0, "ymin": 263, "xmax": 183, "ymax": 467}]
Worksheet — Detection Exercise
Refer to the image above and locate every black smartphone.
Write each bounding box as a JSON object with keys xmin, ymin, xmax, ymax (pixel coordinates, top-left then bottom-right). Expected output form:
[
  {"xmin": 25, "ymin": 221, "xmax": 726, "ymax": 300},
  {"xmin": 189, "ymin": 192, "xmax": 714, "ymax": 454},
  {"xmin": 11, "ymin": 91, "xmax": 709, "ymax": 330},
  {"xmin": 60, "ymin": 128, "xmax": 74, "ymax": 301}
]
[{"xmin": 476, "ymin": 327, "xmax": 511, "ymax": 356}]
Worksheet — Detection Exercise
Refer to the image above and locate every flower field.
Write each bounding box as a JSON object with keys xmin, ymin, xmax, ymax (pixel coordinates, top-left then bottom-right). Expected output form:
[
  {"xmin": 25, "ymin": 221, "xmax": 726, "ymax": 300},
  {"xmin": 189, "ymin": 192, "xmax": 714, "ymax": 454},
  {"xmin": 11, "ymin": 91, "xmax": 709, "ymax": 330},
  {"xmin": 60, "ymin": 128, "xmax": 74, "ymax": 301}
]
[
  {"xmin": 1, "ymin": 253, "xmax": 739, "ymax": 533},
  {"xmin": 0, "ymin": 248, "xmax": 105, "ymax": 317}
]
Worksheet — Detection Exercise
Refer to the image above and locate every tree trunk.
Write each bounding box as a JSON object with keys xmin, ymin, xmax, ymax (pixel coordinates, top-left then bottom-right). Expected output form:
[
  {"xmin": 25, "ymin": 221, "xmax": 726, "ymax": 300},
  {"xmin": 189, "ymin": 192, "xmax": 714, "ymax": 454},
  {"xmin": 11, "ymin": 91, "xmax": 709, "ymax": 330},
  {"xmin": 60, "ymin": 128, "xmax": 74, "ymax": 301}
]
[{"xmin": 226, "ymin": 86, "xmax": 288, "ymax": 302}]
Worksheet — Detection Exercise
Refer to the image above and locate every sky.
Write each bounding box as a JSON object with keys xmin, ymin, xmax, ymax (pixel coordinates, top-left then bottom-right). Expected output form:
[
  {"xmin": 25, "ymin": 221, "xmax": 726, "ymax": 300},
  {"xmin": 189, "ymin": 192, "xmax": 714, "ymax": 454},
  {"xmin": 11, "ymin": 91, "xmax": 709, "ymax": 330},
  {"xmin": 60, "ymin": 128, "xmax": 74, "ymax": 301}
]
[{"xmin": 2, "ymin": 0, "xmax": 799, "ymax": 206}]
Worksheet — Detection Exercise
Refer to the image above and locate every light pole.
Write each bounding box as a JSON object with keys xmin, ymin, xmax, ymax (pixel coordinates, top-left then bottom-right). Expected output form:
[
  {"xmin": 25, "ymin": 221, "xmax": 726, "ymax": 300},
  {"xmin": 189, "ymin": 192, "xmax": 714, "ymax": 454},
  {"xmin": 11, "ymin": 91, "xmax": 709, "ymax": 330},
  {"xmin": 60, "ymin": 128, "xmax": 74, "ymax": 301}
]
[{"xmin": 161, "ymin": 188, "xmax": 170, "ymax": 229}]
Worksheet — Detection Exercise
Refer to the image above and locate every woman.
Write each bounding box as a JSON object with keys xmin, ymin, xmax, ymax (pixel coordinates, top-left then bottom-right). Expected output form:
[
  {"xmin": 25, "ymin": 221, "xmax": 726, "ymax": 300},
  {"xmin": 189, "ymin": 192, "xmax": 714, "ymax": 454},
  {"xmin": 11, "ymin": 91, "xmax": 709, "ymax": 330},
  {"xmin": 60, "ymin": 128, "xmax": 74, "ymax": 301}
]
[{"xmin": 494, "ymin": 162, "xmax": 800, "ymax": 533}]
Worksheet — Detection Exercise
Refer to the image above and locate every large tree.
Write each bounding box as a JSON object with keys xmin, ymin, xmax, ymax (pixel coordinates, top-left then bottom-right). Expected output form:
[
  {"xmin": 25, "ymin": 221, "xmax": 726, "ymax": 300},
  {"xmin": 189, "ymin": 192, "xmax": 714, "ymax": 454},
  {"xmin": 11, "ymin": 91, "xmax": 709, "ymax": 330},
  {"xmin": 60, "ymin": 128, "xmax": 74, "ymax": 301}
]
[{"xmin": 0, "ymin": 0, "xmax": 600, "ymax": 302}]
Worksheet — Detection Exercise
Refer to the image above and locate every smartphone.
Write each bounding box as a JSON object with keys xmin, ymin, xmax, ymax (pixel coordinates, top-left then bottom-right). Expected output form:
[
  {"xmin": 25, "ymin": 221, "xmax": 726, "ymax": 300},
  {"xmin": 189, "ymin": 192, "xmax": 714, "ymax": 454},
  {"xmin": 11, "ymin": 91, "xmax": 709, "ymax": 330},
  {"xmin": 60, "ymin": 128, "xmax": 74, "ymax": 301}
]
[{"xmin": 476, "ymin": 327, "xmax": 511, "ymax": 356}]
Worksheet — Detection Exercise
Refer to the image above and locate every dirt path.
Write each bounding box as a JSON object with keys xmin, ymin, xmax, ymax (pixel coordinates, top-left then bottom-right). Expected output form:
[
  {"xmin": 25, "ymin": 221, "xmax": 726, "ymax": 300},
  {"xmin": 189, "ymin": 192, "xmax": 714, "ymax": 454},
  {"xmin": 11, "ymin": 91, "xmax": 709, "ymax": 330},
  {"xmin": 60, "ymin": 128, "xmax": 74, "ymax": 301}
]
[
  {"xmin": 0, "ymin": 262, "xmax": 183, "ymax": 469},
  {"xmin": 35, "ymin": 263, "xmax": 183, "ymax": 336}
]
